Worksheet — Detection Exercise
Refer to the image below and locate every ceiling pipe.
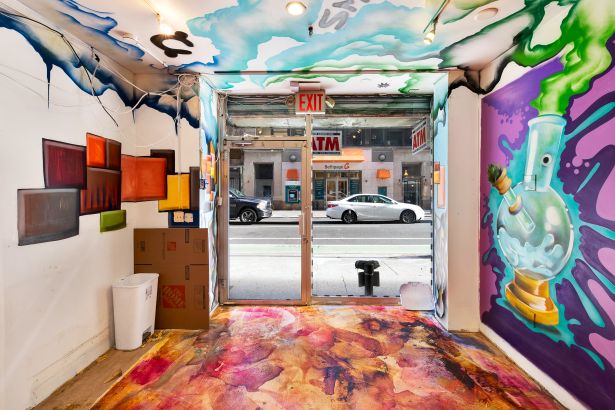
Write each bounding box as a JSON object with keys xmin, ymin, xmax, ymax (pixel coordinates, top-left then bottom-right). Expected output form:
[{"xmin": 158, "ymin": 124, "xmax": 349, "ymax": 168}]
[{"xmin": 203, "ymin": 68, "xmax": 453, "ymax": 76}]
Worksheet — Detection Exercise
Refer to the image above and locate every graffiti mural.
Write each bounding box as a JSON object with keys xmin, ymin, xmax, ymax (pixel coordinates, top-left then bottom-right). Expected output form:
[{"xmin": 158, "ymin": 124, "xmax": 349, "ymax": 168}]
[
  {"xmin": 432, "ymin": 75, "xmax": 449, "ymax": 325},
  {"xmin": 199, "ymin": 81, "xmax": 220, "ymax": 311},
  {"xmin": 480, "ymin": 39, "xmax": 615, "ymax": 408}
]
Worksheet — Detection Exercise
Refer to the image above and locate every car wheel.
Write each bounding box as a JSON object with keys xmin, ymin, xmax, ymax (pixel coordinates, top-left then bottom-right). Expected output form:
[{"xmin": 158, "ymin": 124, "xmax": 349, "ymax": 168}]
[
  {"xmin": 400, "ymin": 210, "xmax": 416, "ymax": 224},
  {"xmin": 342, "ymin": 210, "xmax": 357, "ymax": 224},
  {"xmin": 239, "ymin": 208, "xmax": 258, "ymax": 224}
]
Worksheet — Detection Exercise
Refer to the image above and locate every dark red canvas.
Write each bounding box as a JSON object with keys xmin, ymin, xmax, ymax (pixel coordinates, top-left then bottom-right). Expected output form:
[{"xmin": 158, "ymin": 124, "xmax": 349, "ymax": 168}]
[
  {"xmin": 43, "ymin": 139, "xmax": 86, "ymax": 189},
  {"xmin": 106, "ymin": 139, "xmax": 122, "ymax": 170},
  {"xmin": 80, "ymin": 167, "xmax": 121, "ymax": 215}
]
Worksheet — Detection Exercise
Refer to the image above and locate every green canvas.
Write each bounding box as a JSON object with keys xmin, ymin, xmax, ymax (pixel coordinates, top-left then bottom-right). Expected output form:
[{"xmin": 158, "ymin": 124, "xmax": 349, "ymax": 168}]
[{"xmin": 99, "ymin": 210, "xmax": 127, "ymax": 232}]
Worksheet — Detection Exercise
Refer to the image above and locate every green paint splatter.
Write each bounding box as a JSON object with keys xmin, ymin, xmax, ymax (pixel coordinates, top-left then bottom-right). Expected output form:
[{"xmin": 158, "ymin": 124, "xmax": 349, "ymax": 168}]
[
  {"xmin": 398, "ymin": 75, "xmax": 422, "ymax": 93},
  {"xmin": 512, "ymin": 0, "xmax": 615, "ymax": 115}
]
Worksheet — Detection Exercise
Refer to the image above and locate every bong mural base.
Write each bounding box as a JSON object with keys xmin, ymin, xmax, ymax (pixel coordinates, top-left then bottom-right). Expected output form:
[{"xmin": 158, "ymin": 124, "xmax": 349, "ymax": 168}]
[{"xmin": 489, "ymin": 115, "xmax": 574, "ymax": 326}]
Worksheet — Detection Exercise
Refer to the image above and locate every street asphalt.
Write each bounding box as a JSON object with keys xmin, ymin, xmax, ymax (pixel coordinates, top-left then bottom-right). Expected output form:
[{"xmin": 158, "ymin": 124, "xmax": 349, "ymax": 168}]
[{"xmin": 227, "ymin": 220, "xmax": 433, "ymax": 300}]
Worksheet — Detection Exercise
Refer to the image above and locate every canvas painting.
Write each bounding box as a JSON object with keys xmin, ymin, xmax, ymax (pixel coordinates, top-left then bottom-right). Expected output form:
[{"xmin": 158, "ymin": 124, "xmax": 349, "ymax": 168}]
[
  {"xmin": 150, "ymin": 149, "xmax": 175, "ymax": 175},
  {"xmin": 121, "ymin": 155, "xmax": 167, "ymax": 201},
  {"xmin": 42, "ymin": 139, "xmax": 86, "ymax": 189},
  {"xmin": 81, "ymin": 167, "xmax": 121, "ymax": 215},
  {"xmin": 437, "ymin": 165, "xmax": 446, "ymax": 209},
  {"xmin": 17, "ymin": 188, "xmax": 80, "ymax": 246},
  {"xmin": 159, "ymin": 174, "xmax": 190, "ymax": 211},
  {"xmin": 189, "ymin": 166, "xmax": 199, "ymax": 211},
  {"xmin": 106, "ymin": 139, "xmax": 121, "ymax": 170},
  {"xmin": 86, "ymin": 133, "xmax": 106, "ymax": 168},
  {"xmin": 100, "ymin": 209, "xmax": 127, "ymax": 232}
]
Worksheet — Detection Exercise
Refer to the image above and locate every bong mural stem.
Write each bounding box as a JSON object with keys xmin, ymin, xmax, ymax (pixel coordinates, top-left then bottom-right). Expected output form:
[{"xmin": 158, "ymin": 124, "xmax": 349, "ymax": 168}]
[{"xmin": 488, "ymin": 165, "xmax": 535, "ymax": 232}]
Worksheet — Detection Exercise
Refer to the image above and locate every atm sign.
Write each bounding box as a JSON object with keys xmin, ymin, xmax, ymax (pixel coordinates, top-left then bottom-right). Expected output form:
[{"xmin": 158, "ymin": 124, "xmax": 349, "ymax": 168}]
[
  {"xmin": 295, "ymin": 90, "xmax": 326, "ymax": 115},
  {"xmin": 412, "ymin": 120, "xmax": 428, "ymax": 154},
  {"xmin": 312, "ymin": 130, "xmax": 342, "ymax": 155}
]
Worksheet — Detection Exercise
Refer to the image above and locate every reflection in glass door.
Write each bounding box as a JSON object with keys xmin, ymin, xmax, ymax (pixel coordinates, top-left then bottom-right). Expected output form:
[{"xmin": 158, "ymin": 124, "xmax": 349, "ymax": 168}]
[
  {"xmin": 221, "ymin": 139, "xmax": 311, "ymax": 303},
  {"xmin": 326, "ymin": 177, "xmax": 348, "ymax": 201}
]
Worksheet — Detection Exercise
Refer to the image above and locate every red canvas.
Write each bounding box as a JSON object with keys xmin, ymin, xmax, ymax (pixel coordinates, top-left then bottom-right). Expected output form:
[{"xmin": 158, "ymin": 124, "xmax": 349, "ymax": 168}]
[
  {"xmin": 42, "ymin": 139, "xmax": 86, "ymax": 189},
  {"xmin": 86, "ymin": 133, "xmax": 106, "ymax": 168},
  {"xmin": 121, "ymin": 155, "xmax": 167, "ymax": 201},
  {"xmin": 106, "ymin": 139, "xmax": 122, "ymax": 170},
  {"xmin": 80, "ymin": 167, "xmax": 121, "ymax": 215}
]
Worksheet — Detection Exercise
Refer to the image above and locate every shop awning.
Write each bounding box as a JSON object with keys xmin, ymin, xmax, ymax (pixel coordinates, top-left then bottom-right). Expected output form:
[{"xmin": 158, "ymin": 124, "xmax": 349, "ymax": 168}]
[
  {"xmin": 377, "ymin": 169, "xmax": 391, "ymax": 179},
  {"xmin": 286, "ymin": 169, "xmax": 300, "ymax": 180},
  {"xmin": 313, "ymin": 148, "xmax": 365, "ymax": 163}
]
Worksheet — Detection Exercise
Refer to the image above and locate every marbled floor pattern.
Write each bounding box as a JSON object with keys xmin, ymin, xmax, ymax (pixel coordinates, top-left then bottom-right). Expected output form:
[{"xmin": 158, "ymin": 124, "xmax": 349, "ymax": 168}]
[{"xmin": 94, "ymin": 306, "xmax": 563, "ymax": 409}]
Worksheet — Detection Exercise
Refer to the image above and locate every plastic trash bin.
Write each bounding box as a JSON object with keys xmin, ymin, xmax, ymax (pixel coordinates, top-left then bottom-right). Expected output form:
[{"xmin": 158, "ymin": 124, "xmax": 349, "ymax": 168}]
[{"xmin": 112, "ymin": 273, "xmax": 158, "ymax": 350}]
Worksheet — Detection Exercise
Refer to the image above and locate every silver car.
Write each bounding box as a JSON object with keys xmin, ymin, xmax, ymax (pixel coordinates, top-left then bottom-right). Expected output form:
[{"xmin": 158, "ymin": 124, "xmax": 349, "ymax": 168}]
[{"xmin": 326, "ymin": 194, "xmax": 425, "ymax": 224}]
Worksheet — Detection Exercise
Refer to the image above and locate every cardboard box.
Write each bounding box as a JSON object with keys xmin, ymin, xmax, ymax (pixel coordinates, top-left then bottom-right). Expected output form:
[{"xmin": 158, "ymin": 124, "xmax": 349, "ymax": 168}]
[
  {"xmin": 135, "ymin": 263, "xmax": 209, "ymax": 330},
  {"xmin": 134, "ymin": 228, "xmax": 208, "ymax": 265}
]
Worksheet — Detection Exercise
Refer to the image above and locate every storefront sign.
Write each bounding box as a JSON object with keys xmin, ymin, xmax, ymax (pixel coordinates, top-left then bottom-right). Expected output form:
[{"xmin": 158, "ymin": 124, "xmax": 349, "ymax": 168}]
[
  {"xmin": 412, "ymin": 119, "xmax": 428, "ymax": 154},
  {"xmin": 313, "ymin": 161, "xmax": 362, "ymax": 171},
  {"xmin": 295, "ymin": 90, "xmax": 326, "ymax": 115},
  {"xmin": 312, "ymin": 130, "xmax": 342, "ymax": 155},
  {"xmin": 323, "ymin": 162, "xmax": 350, "ymax": 170}
]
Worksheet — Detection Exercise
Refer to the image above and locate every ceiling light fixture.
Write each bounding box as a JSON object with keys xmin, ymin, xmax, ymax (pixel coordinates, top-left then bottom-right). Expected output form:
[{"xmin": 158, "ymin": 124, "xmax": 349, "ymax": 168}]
[
  {"xmin": 422, "ymin": 0, "xmax": 450, "ymax": 45},
  {"xmin": 286, "ymin": 2, "xmax": 307, "ymax": 16},
  {"xmin": 157, "ymin": 14, "xmax": 174, "ymax": 35},
  {"xmin": 325, "ymin": 96, "xmax": 335, "ymax": 109},
  {"xmin": 423, "ymin": 27, "xmax": 436, "ymax": 45}
]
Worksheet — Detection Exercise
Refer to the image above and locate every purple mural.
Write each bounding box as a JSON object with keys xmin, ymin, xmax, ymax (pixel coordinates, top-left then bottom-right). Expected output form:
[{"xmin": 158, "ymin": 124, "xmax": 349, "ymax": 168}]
[{"xmin": 480, "ymin": 39, "xmax": 615, "ymax": 409}]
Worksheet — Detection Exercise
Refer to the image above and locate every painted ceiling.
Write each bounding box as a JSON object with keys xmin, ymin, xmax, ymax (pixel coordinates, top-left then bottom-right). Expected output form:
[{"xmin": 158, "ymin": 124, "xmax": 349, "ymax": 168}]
[{"xmin": 5, "ymin": 0, "xmax": 576, "ymax": 94}]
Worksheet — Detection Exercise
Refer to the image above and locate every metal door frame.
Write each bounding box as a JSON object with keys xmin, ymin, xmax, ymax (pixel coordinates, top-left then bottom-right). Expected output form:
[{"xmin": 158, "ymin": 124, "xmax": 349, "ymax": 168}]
[{"xmin": 219, "ymin": 123, "xmax": 313, "ymax": 305}]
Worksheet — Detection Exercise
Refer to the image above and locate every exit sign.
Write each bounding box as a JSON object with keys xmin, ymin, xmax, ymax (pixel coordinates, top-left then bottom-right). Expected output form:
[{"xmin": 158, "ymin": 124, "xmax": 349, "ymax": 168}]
[{"xmin": 295, "ymin": 90, "xmax": 326, "ymax": 115}]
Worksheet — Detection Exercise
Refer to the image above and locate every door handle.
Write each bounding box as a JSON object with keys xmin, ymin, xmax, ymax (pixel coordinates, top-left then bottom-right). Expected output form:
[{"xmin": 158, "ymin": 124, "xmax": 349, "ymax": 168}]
[{"xmin": 299, "ymin": 212, "xmax": 307, "ymax": 240}]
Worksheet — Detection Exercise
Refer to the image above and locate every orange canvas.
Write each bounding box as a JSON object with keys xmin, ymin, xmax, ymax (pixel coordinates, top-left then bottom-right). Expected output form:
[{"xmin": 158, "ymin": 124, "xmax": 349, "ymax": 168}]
[
  {"xmin": 121, "ymin": 155, "xmax": 167, "ymax": 201},
  {"xmin": 86, "ymin": 133, "xmax": 106, "ymax": 167},
  {"xmin": 437, "ymin": 165, "xmax": 446, "ymax": 209}
]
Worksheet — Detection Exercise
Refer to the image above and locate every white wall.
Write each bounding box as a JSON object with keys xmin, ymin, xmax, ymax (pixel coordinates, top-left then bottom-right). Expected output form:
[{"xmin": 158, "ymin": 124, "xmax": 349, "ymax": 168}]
[
  {"xmin": 0, "ymin": 27, "xmax": 201, "ymax": 409},
  {"xmin": 0, "ymin": 28, "xmax": 138, "ymax": 409},
  {"xmin": 446, "ymin": 83, "xmax": 481, "ymax": 331}
]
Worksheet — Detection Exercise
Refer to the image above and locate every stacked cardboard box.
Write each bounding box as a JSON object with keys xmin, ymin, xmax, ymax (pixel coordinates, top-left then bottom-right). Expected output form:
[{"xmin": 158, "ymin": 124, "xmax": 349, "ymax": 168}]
[{"xmin": 134, "ymin": 228, "xmax": 209, "ymax": 330}]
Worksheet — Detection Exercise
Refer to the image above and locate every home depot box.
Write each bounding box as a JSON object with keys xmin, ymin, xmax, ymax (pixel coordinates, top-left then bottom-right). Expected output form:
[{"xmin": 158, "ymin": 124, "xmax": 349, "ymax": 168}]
[
  {"xmin": 135, "ymin": 263, "xmax": 209, "ymax": 330},
  {"xmin": 134, "ymin": 228, "xmax": 208, "ymax": 265}
]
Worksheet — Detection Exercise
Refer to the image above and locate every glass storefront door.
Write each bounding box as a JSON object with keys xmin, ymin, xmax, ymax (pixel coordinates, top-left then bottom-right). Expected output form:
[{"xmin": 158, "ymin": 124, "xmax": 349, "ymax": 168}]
[
  {"xmin": 326, "ymin": 177, "xmax": 348, "ymax": 201},
  {"xmin": 220, "ymin": 139, "xmax": 311, "ymax": 304}
]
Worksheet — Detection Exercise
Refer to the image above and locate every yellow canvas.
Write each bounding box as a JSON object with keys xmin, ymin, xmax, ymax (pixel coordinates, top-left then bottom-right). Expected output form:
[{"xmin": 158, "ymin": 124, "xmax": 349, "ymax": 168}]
[{"xmin": 158, "ymin": 174, "xmax": 190, "ymax": 211}]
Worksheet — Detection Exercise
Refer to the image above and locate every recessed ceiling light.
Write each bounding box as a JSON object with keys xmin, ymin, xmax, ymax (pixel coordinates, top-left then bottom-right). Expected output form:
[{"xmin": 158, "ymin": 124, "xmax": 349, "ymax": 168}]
[
  {"xmin": 286, "ymin": 2, "xmax": 307, "ymax": 16},
  {"xmin": 423, "ymin": 28, "xmax": 435, "ymax": 45},
  {"xmin": 475, "ymin": 7, "xmax": 498, "ymax": 21}
]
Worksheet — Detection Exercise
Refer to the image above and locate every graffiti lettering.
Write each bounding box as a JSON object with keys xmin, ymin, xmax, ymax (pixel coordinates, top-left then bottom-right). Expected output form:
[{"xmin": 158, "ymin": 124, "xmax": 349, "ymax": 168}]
[{"xmin": 318, "ymin": 0, "xmax": 370, "ymax": 30}]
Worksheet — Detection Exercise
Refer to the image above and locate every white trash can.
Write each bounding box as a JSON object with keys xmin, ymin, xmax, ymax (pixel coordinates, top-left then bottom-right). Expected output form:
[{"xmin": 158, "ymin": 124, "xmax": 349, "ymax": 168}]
[{"xmin": 112, "ymin": 273, "xmax": 158, "ymax": 351}]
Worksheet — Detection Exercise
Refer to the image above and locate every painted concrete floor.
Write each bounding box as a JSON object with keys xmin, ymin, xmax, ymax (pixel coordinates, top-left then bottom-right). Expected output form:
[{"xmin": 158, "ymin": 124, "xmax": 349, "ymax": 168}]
[{"xmin": 91, "ymin": 306, "xmax": 563, "ymax": 409}]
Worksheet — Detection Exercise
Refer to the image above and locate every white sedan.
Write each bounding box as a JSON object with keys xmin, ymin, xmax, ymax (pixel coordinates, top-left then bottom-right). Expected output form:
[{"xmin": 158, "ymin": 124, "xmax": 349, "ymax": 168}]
[{"xmin": 326, "ymin": 194, "xmax": 425, "ymax": 224}]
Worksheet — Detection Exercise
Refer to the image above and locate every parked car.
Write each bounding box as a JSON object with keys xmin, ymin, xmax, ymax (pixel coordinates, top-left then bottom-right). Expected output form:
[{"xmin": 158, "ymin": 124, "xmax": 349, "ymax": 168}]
[
  {"xmin": 326, "ymin": 194, "xmax": 425, "ymax": 224},
  {"xmin": 229, "ymin": 188, "xmax": 272, "ymax": 223}
]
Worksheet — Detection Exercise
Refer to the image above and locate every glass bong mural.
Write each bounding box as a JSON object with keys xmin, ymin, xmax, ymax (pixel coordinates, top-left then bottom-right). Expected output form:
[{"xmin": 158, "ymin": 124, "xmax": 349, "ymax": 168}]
[{"xmin": 488, "ymin": 115, "xmax": 574, "ymax": 326}]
